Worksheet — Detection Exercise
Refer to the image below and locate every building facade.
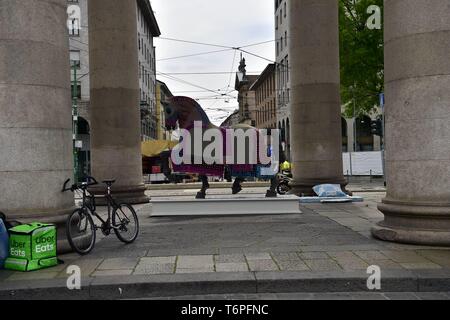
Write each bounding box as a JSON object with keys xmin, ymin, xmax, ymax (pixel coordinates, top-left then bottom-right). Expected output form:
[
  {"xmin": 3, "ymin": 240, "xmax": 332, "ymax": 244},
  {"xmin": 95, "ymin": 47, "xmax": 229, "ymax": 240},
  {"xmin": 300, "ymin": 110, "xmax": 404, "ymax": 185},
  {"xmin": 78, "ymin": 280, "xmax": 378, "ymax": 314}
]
[
  {"xmin": 235, "ymin": 55, "xmax": 258, "ymax": 126},
  {"xmin": 66, "ymin": 0, "xmax": 160, "ymax": 178},
  {"xmin": 220, "ymin": 110, "xmax": 240, "ymax": 128},
  {"xmin": 67, "ymin": 0, "xmax": 160, "ymax": 140},
  {"xmin": 249, "ymin": 64, "xmax": 277, "ymax": 130},
  {"xmin": 275, "ymin": 0, "xmax": 383, "ymax": 159},
  {"xmin": 137, "ymin": 0, "xmax": 161, "ymax": 141},
  {"xmin": 341, "ymin": 107, "xmax": 383, "ymax": 153},
  {"xmin": 156, "ymin": 80, "xmax": 174, "ymax": 140},
  {"xmin": 67, "ymin": 0, "xmax": 91, "ymax": 179},
  {"xmin": 275, "ymin": 0, "xmax": 291, "ymax": 160}
]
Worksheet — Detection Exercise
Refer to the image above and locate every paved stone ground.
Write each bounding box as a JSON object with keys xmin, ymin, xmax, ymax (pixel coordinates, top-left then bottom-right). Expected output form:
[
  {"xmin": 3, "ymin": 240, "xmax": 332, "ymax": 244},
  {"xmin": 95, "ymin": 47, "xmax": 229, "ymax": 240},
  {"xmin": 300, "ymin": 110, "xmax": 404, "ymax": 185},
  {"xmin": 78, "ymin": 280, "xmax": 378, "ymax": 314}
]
[{"xmin": 2, "ymin": 185, "xmax": 450, "ymax": 299}]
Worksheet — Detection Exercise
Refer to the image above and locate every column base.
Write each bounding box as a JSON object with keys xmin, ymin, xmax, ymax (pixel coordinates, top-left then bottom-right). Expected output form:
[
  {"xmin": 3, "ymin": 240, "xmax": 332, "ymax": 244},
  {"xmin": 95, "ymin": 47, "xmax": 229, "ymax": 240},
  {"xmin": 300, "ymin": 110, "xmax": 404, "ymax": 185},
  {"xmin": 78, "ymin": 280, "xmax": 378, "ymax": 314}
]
[
  {"xmin": 6, "ymin": 206, "xmax": 76, "ymax": 254},
  {"xmin": 90, "ymin": 184, "xmax": 149, "ymax": 205},
  {"xmin": 288, "ymin": 177, "xmax": 350, "ymax": 196},
  {"xmin": 372, "ymin": 200, "xmax": 450, "ymax": 246}
]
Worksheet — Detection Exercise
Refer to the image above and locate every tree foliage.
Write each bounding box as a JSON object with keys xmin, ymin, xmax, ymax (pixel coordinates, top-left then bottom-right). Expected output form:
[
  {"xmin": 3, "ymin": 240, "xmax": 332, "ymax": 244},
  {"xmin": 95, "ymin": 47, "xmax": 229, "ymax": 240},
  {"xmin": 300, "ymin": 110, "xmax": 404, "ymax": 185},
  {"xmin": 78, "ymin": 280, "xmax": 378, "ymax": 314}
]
[{"xmin": 339, "ymin": 0, "xmax": 384, "ymax": 118}]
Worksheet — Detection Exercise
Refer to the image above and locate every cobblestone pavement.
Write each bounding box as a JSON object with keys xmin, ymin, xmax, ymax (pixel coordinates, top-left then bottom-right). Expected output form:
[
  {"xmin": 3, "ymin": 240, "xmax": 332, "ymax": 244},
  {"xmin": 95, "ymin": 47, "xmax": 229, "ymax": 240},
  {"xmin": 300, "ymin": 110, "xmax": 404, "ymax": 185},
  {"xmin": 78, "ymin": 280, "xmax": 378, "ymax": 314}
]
[
  {"xmin": 2, "ymin": 187, "xmax": 450, "ymax": 292},
  {"xmin": 0, "ymin": 190, "xmax": 448, "ymax": 279}
]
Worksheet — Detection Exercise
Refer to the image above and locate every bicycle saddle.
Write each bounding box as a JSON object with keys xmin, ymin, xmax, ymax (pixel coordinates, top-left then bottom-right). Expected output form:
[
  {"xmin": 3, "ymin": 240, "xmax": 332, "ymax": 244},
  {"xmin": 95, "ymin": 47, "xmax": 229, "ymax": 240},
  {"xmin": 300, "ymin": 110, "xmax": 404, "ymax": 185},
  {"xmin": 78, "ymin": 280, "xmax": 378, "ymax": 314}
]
[{"xmin": 102, "ymin": 179, "xmax": 116, "ymax": 185}]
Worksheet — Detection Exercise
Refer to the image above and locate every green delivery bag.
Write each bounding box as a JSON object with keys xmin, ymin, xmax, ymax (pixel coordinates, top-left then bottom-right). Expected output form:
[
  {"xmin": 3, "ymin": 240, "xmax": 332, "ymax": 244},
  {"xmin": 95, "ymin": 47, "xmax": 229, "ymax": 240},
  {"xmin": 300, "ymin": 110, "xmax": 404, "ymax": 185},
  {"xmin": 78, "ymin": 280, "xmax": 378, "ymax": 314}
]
[{"xmin": 5, "ymin": 223, "xmax": 58, "ymax": 272}]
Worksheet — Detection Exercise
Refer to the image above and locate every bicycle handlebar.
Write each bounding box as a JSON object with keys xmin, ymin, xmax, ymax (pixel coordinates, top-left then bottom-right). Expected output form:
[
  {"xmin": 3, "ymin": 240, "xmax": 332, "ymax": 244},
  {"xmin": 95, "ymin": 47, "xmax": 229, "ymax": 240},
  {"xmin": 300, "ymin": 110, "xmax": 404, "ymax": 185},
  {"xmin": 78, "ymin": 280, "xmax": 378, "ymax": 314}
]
[
  {"xmin": 62, "ymin": 176, "xmax": 99, "ymax": 193},
  {"xmin": 85, "ymin": 176, "xmax": 99, "ymax": 185}
]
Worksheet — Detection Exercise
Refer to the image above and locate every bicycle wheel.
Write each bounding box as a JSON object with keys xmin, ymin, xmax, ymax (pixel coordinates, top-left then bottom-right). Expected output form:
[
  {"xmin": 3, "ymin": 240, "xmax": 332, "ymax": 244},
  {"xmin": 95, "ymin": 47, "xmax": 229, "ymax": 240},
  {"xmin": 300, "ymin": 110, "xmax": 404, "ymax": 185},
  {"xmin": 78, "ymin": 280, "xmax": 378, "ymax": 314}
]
[
  {"xmin": 112, "ymin": 204, "xmax": 139, "ymax": 244},
  {"xmin": 277, "ymin": 182, "xmax": 291, "ymax": 195},
  {"xmin": 66, "ymin": 208, "xmax": 96, "ymax": 255}
]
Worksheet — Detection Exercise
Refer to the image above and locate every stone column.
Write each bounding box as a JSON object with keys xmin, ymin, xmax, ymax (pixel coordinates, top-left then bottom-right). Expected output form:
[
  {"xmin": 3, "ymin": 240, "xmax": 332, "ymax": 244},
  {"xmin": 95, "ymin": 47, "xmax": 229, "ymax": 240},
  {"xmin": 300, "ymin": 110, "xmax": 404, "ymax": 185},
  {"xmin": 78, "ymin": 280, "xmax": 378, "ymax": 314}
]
[
  {"xmin": 372, "ymin": 0, "xmax": 450, "ymax": 245},
  {"xmin": 288, "ymin": 0, "xmax": 347, "ymax": 195},
  {"xmin": 88, "ymin": 0, "xmax": 148, "ymax": 204},
  {"xmin": 0, "ymin": 0, "xmax": 74, "ymax": 249}
]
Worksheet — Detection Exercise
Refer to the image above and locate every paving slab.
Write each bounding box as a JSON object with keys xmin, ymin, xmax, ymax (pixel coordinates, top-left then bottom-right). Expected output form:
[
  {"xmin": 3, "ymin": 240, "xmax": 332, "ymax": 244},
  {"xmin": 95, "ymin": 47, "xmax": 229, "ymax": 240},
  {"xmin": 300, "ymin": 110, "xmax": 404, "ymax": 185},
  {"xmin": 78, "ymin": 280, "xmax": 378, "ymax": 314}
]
[
  {"xmin": 134, "ymin": 261, "xmax": 176, "ymax": 275},
  {"xmin": 245, "ymin": 253, "xmax": 273, "ymax": 261},
  {"xmin": 215, "ymin": 263, "xmax": 249, "ymax": 273},
  {"xmin": 277, "ymin": 260, "xmax": 310, "ymax": 271},
  {"xmin": 92, "ymin": 270, "xmax": 133, "ymax": 277},
  {"xmin": 247, "ymin": 260, "xmax": 279, "ymax": 272},
  {"xmin": 215, "ymin": 254, "xmax": 246, "ymax": 263},
  {"xmin": 299, "ymin": 252, "xmax": 329, "ymax": 260},
  {"xmin": 177, "ymin": 255, "xmax": 214, "ymax": 269},
  {"xmin": 304, "ymin": 259, "xmax": 342, "ymax": 272},
  {"xmin": 97, "ymin": 258, "xmax": 139, "ymax": 271},
  {"xmin": 272, "ymin": 252, "xmax": 301, "ymax": 262}
]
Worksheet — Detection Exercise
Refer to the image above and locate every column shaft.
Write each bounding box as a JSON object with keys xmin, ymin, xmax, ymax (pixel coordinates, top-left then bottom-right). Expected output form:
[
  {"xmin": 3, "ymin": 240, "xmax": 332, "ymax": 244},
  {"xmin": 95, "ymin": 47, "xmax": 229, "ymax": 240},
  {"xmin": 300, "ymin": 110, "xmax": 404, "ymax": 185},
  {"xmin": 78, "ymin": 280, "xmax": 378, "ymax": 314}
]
[
  {"xmin": 0, "ymin": 0, "xmax": 75, "ymax": 250},
  {"xmin": 88, "ymin": 0, "xmax": 148, "ymax": 204},
  {"xmin": 373, "ymin": 0, "xmax": 450, "ymax": 245},
  {"xmin": 288, "ymin": 0, "xmax": 346, "ymax": 195}
]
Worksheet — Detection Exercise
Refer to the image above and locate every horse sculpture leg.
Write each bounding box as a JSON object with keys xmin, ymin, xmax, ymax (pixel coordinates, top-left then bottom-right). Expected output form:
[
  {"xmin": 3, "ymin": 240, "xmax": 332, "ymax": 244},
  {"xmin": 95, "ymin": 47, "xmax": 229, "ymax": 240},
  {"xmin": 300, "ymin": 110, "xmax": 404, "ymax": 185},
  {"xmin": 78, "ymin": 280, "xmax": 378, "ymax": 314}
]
[
  {"xmin": 232, "ymin": 177, "xmax": 244, "ymax": 195},
  {"xmin": 265, "ymin": 177, "xmax": 278, "ymax": 198},
  {"xmin": 196, "ymin": 175, "xmax": 210, "ymax": 199}
]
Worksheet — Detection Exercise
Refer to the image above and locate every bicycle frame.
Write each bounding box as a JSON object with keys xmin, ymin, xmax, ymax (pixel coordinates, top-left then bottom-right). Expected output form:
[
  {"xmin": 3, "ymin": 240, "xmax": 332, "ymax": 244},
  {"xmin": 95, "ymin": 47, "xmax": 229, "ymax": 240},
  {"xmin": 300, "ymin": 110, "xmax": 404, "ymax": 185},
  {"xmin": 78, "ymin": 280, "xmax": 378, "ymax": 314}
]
[{"xmin": 80, "ymin": 184, "xmax": 124, "ymax": 234}]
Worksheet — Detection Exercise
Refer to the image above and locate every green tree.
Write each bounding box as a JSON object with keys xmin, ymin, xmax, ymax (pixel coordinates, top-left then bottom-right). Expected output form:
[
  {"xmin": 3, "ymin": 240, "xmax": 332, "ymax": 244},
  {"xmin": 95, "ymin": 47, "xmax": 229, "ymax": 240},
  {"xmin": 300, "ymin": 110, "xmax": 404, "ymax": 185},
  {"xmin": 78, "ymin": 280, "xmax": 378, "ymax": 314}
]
[{"xmin": 339, "ymin": 0, "xmax": 384, "ymax": 118}]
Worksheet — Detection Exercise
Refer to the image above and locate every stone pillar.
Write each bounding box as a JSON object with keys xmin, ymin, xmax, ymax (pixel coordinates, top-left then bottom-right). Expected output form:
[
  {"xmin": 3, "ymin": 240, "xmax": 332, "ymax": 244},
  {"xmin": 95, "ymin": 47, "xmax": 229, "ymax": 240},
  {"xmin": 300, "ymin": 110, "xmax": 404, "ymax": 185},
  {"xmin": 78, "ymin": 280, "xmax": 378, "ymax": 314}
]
[
  {"xmin": 88, "ymin": 0, "xmax": 148, "ymax": 204},
  {"xmin": 288, "ymin": 0, "xmax": 347, "ymax": 195},
  {"xmin": 372, "ymin": 0, "xmax": 450, "ymax": 245},
  {"xmin": 0, "ymin": 0, "xmax": 74, "ymax": 249}
]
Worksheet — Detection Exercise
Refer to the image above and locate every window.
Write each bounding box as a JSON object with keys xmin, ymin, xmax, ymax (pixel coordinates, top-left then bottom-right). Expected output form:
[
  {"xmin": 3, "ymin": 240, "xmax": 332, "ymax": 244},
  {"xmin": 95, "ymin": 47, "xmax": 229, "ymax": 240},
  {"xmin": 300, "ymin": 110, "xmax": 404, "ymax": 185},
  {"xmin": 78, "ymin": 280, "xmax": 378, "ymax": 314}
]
[
  {"xmin": 286, "ymin": 55, "xmax": 289, "ymax": 82},
  {"xmin": 71, "ymin": 82, "xmax": 81, "ymax": 99},
  {"xmin": 70, "ymin": 50, "xmax": 80, "ymax": 69},
  {"xmin": 68, "ymin": 19, "xmax": 80, "ymax": 36}
]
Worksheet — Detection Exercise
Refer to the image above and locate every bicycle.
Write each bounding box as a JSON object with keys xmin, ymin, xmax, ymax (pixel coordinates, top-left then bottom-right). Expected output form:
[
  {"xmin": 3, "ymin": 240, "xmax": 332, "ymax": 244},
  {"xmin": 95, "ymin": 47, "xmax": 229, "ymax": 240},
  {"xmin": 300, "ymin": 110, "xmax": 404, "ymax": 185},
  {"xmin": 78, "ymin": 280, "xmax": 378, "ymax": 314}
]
[{"xmin": 62, "ymin": 176, "xmax": 139, "ymax": 255}]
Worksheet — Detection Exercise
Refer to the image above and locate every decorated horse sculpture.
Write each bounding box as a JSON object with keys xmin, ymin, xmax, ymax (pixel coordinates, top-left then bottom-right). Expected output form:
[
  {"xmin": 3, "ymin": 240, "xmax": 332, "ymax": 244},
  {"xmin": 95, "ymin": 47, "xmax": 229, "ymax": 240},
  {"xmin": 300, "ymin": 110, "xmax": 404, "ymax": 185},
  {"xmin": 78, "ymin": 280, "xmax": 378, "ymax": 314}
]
[{"xmin": 164, "ymin": 96, "xmax": 281, "ymax": 199}]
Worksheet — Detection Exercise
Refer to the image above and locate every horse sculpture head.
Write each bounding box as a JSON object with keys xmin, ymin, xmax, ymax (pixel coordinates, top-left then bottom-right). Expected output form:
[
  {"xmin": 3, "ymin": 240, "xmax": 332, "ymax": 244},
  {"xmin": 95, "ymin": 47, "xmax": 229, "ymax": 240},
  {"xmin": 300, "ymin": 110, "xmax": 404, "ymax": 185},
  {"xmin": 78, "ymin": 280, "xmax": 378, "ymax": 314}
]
[{"xmin": 164, "ymin": 96, "xmax": 214, "ymax": 131}]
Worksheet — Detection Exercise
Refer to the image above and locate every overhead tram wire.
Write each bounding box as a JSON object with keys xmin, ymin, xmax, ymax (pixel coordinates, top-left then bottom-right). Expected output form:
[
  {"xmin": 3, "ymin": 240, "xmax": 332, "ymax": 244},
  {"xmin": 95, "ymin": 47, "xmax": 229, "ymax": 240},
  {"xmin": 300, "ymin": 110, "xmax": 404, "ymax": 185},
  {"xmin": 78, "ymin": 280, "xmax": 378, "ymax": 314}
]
[
  {"xmin": 225, "ymin": 50, "xmax": 238, "ymax": 95},
  {"xmin": 239, "ymin": 39, "xmax": 276, "ymax": 48},
  {"xmin": 157, "ymin": 48, "xmax": 233, "ymax": 62},
  {"xmin": 157, "ymin": 37, "xmax": 232, "ymax": 49},
  {"xmin": 157, "ymin": 71, "xmax": 236, "ymax": 99},
  {"xmin": 157, "ymin": 71, "xmax": 264, "ymax": 75},
  {"xmin": 157, "ymin": 37, "xmax": 290, "ymax": 69}
]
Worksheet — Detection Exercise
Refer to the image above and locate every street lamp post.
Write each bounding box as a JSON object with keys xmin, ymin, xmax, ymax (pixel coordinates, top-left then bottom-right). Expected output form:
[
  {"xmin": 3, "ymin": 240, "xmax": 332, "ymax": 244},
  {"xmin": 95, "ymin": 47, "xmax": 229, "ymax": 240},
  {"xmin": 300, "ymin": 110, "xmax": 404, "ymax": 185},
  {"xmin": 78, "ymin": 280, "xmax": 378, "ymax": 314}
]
[
  {"xmin": 72, "ymin": 64, "xmax": 79, "ymax": 183},
  {"xmin": 351, "ymin": 84, "xmax": 357, "ymax": 153}
]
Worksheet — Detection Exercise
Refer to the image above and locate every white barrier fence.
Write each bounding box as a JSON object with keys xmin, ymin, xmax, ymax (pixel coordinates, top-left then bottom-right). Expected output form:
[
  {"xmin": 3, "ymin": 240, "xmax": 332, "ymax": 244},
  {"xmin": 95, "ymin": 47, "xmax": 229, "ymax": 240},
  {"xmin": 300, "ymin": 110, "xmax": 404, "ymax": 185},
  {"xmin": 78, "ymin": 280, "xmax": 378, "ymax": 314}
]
[{"xmin": 343, "ymin": 152, "xmax": 384, "ymax": 176}]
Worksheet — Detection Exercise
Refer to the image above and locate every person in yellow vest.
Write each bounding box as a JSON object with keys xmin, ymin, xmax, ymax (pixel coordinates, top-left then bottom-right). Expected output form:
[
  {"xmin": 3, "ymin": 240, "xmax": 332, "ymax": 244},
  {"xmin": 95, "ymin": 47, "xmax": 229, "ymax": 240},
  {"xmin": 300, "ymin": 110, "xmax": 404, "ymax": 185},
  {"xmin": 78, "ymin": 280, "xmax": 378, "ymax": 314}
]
[{"xmin": 280, "ymin": 160, "xmax": 291, "ymax": 173}]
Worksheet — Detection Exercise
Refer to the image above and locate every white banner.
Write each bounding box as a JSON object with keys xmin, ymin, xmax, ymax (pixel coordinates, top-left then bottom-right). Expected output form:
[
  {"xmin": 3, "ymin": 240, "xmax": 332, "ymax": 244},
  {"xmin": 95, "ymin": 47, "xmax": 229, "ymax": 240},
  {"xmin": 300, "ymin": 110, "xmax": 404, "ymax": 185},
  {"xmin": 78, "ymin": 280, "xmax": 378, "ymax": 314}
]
[{"xmin": 343, "ymin": 152, "xmax": 384, "ymax": 176}]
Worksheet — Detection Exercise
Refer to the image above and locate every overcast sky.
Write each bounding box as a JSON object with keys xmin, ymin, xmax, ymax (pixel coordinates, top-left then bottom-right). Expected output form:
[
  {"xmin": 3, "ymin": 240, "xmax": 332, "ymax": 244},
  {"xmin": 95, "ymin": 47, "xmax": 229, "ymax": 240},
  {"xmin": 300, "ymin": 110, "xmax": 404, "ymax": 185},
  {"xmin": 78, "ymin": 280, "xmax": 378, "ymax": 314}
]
[{"xmin": 151, "ymin": 0, "xmax": 275, "ymax": 125}]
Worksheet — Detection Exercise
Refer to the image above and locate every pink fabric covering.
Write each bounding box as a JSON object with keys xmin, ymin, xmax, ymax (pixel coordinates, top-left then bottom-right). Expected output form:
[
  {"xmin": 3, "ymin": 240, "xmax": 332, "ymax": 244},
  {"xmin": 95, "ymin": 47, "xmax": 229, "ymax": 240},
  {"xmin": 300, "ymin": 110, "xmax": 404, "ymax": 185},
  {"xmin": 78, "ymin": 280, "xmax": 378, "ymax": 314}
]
[{"xmin": 171, "ymin": 123, "xmax": 267, "ymax": 177}]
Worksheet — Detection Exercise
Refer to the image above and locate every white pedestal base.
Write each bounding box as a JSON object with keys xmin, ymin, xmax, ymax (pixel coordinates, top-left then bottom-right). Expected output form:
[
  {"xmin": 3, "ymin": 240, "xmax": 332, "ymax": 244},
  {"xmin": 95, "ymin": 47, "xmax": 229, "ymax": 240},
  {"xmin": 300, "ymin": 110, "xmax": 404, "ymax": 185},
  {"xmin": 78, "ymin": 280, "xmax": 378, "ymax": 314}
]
[{"xmin": 150, "ymin": 194, "xmax": 301, "ymax": 217}]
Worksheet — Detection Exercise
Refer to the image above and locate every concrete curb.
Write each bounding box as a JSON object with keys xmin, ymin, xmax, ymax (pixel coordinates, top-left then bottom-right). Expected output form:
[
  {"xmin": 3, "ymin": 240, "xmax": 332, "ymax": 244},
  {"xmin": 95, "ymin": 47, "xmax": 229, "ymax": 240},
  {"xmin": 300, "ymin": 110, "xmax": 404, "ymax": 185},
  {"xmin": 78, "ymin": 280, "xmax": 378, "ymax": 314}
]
[{"xmin": 1, "ymin": 270, "xmax": 450, "ymax": 300}]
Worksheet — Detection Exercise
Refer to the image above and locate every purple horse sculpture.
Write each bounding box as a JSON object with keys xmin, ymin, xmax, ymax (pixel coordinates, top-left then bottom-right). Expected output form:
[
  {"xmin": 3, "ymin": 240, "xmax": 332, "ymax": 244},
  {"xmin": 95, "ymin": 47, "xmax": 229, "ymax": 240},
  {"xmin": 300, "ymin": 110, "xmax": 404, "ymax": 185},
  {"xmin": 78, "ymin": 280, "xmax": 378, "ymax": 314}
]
[{"xmin": 164, "ymin": 96, "xmax": 280, "ymax": 199}]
